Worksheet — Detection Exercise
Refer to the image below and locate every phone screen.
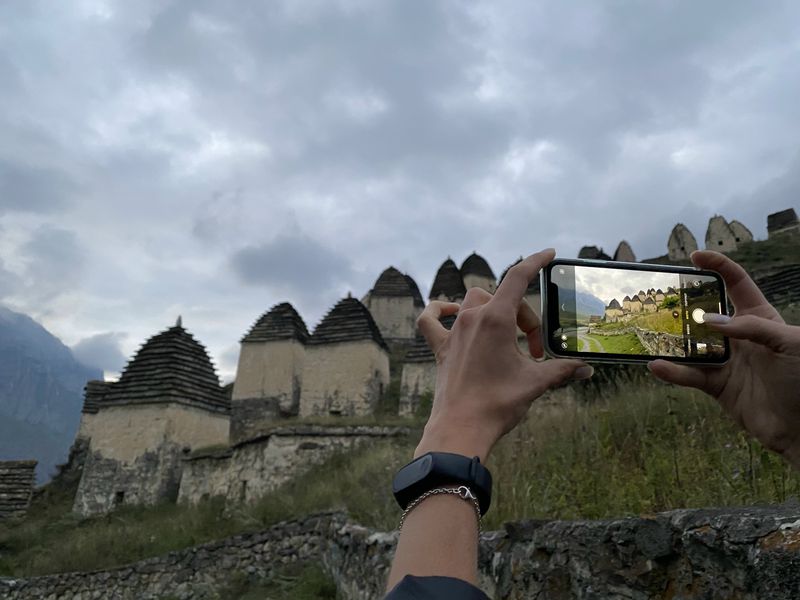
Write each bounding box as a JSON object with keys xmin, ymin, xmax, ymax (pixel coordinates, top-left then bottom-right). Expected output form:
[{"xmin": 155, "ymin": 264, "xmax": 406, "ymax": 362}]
[{"xmin": 547, "ymin": 262, "xmax": 729, "ymax": 362}]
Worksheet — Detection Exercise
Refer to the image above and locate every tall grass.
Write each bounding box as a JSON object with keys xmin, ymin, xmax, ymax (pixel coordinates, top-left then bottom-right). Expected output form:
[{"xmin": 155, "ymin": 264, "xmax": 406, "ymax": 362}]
[{"xmin": 488, "ymin": 383, "xmax": 800, "ymax": 527}]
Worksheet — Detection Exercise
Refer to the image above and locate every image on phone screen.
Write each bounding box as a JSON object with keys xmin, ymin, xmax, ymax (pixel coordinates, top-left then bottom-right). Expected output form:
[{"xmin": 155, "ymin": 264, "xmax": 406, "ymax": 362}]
[{"xmin": 549, "ymin": 263, "xmax": 728, "ymax": 361}]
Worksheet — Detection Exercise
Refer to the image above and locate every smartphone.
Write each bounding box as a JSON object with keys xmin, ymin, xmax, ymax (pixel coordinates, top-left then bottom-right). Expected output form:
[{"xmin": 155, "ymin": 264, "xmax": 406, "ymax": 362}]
[{"xmin": 542, "ymin": 258, "xmax": 730, "ymax": 364}]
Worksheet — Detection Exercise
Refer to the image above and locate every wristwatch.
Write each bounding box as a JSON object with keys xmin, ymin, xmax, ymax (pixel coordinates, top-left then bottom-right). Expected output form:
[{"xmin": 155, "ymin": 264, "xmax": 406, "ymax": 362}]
[{"xmin": 392, "ymin": 452, "xmax": 493, "ymax": 516}]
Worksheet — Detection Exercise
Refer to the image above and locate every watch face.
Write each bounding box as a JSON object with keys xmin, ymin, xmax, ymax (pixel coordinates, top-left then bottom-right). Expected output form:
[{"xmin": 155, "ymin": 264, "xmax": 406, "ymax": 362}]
[{"xmin": 392, "ymin": 454, "xmax": 433, "ymax": 492}]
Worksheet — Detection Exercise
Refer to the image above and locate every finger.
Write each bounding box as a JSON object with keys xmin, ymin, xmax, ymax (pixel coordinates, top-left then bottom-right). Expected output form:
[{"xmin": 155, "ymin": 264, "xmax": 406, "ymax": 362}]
[
  {"xmin": 528, "ymin": 359, "xmax": 593, "ymax": 395},
  {"xmin": 690, "ymin": 251, "xmax": 770, "ymax": 313},
  {"xmin": 517, "ymin": 299, "xmax": 544, "ymax": 358},
  {"xmin": 417, "ymin": 301, "xmax": 460, "ymax": 354},
  {"xmin": 494, "ymin": 248, "xmax": 555, "ymax": 309},
  {"xmin": 461, "ymin": 286, "xmax": 493, "ymax": 311},
  {"xmin": 705, "ymin": 313, "xmax": 797, "ymax": 354},
  {"xmin": 647, "ymin": 360, "xmax": 710, "ymax": 392}
]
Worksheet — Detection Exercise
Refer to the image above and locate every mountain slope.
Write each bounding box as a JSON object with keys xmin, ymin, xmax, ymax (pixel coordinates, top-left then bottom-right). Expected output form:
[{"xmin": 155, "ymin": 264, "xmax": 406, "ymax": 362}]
[{"xmin": 0, "ymin": 305, "xmax": 100, "ymax": 482}]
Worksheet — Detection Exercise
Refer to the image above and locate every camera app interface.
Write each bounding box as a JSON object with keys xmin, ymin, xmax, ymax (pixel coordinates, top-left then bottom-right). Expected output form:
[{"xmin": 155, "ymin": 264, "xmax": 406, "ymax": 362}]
[{"xmin": 551, "ymin": 265, "xmax": 726, "ymax": 359}]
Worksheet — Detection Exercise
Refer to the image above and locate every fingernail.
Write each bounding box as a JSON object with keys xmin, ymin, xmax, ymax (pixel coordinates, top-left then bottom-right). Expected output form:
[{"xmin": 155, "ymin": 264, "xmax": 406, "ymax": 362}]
[
  {"xmin": 573, "ymin": 365, "xmax": 594, "ymax": 380},
  {"xmin": 702, "ymin": 313, "xmax": 731, "ymax": 324}
]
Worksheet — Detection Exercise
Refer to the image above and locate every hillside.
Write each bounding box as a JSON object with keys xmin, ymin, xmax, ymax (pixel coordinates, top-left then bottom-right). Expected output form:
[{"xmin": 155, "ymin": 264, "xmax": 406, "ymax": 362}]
[{"xmin": 0, "ymin": 306, "xmax": 100, "ymax": 482}]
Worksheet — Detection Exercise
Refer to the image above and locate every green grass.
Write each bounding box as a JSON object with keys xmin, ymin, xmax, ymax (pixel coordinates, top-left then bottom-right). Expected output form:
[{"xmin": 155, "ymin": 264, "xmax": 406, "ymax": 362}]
[
  {"xmin": 4, "ymin": 375, "xmax": 800, "ymax": 578},
  {"xmin": 585, "ymin": 332, "xmax": 646, "ymax": 354}
]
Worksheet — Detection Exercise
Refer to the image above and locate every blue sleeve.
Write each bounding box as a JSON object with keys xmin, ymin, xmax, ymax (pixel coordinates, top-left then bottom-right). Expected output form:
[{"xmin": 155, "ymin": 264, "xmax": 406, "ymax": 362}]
[{"xmin": 384, "ymin": 575, "xmax": 490, "ymax": 599}]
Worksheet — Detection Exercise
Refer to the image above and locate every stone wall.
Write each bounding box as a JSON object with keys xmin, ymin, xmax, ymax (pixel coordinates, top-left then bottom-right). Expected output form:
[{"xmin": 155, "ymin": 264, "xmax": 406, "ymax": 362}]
[
  {"xmin": 462, "ymin": 274, "xmax": 496, "ymax": 293},
  {"xmin": 73, "ymin": 403, "xmax": 230, "ymax": 517},
  {"xmin": 398, "ymin": 362, "xmax": 435, "ymax": 417},
  {"xmin": 0, "ymin": 461, "xmax": 37, "ymax": 521},
  {"xmin": 300, "ymin": 341, "xmax": 390, "ymax": 417},
  {"xmin": 365, "ymin": 296, "xmax": 422, "ymax": 342},
  {"xmin": 178, "ymin": 426, "xmax": 411, "ymax": 506},
  {"xmin": 231, "ymin": 338, "xmax": 305, "ymax": 441},
  {"xmin": 635, "ymin": 327, "xmax": 684, "ymax": 357},
  {"xmin": 4, "ymin": 505, "xmax": 800, "ymax": 599}
]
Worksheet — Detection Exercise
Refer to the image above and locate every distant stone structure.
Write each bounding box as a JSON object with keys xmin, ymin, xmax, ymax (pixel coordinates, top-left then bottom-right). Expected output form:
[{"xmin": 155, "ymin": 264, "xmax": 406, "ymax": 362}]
[
  {"xmin": 429, "ymin": 258, "xmax": 467, "ymax": 301},
  {"xmin": 460, "ymin": 252, "xmax": 497, "ymax": 293},
  {"xmin": 363, "ymin": 267, "xmax": 424, "ymax": 345},
  {"xmin": 75, "ymin": 380, "xmax": 112, "ymax": 443},
  {"xmin": 613, "ymin": 240, "xmax": 636, "ymax": 262},
  {"xmin": 578, "ymin": 246, "xmax": 612, "ymax": 260},
  {"xmin": 73, "ymin": 319, "xmax": 230, "ymax": 517},
  {"xmin": 178, "ymin": 425, "xmax": 409, "ymax": 506},
  {"xmin": 398, "ymin": 315, "xmax": 456, "ymax": 417},
  {"xmin": 729, "ymin": 219, "xmax": 754, "ymax": 244},
  {"xmin": 230, "ymin": 303, "xmax": 309, "ymax": 442},
  {"xmin": 299, "ymin": 297, "xmax": 389, "ymax": 417},
  {"xmin": 667, "ymin": 223, "xmax": 699, "ymax": 261},
  {"xmin": 768, "ymin": 208, "xmax": 800, "ymax": 238},
  {"xmin": 706, "ymin": 215, "xmax": 740, "ymax": 252},
  {"xmin": 0, "ymin": 460, "xmax": 37, "ymax": 521},
  {"xmin": 604, "ymin": 288, "xmax": 677, "ymax": 323}
]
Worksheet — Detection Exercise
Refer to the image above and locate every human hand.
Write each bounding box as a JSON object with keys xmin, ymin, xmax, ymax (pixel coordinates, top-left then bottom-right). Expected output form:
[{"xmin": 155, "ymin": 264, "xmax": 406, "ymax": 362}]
[
  {"xmin": 413, "ymin": 249, "xmax": 594, "ymax": 463},
  {"xmin": 648, "ymin": 251, "xmax": 800, "ymax": 469}
]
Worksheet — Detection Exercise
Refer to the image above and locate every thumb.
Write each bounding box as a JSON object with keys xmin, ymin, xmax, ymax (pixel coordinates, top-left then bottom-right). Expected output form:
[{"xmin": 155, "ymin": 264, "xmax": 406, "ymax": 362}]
[
  {"xmin": 529, "ymin": 359, "xmax": 593, "ymax": 395},
  {"xmin": 705, "ymin": 314, "xmax": 796, "ymax": 354}
]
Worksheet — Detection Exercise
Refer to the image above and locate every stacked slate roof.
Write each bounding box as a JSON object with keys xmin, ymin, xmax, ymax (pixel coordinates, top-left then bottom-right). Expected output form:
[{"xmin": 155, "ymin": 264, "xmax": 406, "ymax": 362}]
[
  {"xmin": 608, "ymin": 299, "xmax": 621, "ymax": 309},
  {"xmin": 755, "ymin": 266, "xmax": 800, "ymax": 306},
  {"xmin": 578, "ymin": 246, "xmax": 613, "ymax": 261},
  {"xmin": 308, "ymin": 297, "xmax": 388, "ymax": 350},
  {"xmin": 82, "ymin": 380, "xmax": 112, "ymax": 414},
  {"xmin": 0, "ymin": 460, "xmax": 37, "ymax": 520},
  {"xmin": 371, "ymin": 267, "xmax": 425, "ymax": 308},
  {"xmin": 404, "ymin": 275, "xmax": 425, "ymax": 308},
  {"xmin": 241, "ymin": 302, "xmax": 309, "ymax": 343},
  {"xmin": 767, "ymin": 209, "xmax": 798, "ymax": 233},
  {"xmin": 102, "ymin": 322, "xmax": 229, "ymax": 413},
  {"xmin": 460, "ymin": 252, "xmax": 495, "ymax": 279},
  {"xmin": 429, "ymin": 259, "xmax": 467, "ymax": 300},
  {"xmin": 405, "ymin": 315, "xmax": 457, "ymax": 363},
  {"xmin": 499, "ymin": 258, "xmax": 541, "ymax": 294}
]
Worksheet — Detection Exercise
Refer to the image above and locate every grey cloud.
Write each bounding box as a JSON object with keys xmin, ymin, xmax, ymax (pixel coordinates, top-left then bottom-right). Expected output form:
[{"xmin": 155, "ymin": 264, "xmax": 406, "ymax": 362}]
[
  {"xmin": 0, "ymin": 162, "xmax": 72, "ymax": 214},
  {"xmin": 71, "ymin": 332, "xmax": 128, "ymax": 373},
  {"xmin": 20, "ymin": 226, "xmax": 85, "ymax": 301},
  {"xmin": 230, "ymin": 233, "xmax": 354, "ymax": 299}
]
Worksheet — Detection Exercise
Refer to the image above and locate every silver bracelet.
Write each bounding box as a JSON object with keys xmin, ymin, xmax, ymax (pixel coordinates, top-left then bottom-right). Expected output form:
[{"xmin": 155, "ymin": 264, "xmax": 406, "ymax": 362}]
[{"xmin": 398, "ymin": 485, "xmax": 482, "ymax": 533}]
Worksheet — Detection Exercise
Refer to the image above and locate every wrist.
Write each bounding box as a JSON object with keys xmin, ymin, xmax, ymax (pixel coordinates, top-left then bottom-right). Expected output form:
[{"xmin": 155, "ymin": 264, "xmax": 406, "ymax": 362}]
[{"xmin": 414, "ymin": 418, "xmax": 497, "ymax": 463}]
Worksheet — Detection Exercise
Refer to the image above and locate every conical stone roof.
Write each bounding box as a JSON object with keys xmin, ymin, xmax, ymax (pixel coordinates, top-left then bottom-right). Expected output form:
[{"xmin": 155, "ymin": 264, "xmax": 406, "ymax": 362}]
[
  {"xmin": 429, "ymin": 259, "xmax": 467, "ymax": 300},
  {"xmin": 371, "ymin": 267, "xmax": 425, "ymax": 307},
  {"xmin": 578, "ymin": 246, "xmax": 612, "ymax": 260},
  {"xmin": 404, "ymin": 274, "xmax": 425, "ymax": 308},
  {"xmin": 102, "ymin": 322, "xmax": 229, "ymax": 413},
  {"xmin": 460, "ymin": 252, "xmax": 495, "ymax": 279},
  {"xmin": 608, "ymin": 298, "xmax": 621, "ymax": 309},
  {"xmin": 309, "ymin": 297, "xmax": 388, "ymax": 350},
  {"xmin": 405, "ymin": 315, "xmax": 456, "ymax": 363},
  {"xmin": 242, "ymin": 302, "xmax": 309, "ymax": 343},
  {"xmin": 82, "ymin": 380, "xmax": 112, "ymax": 414}
]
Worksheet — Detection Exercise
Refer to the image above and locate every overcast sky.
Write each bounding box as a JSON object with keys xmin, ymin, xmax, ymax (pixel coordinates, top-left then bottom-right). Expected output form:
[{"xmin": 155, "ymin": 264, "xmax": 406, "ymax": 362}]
[{"xmin": 1, "ymin": 1, "xmax": 799, "ymax": 381}]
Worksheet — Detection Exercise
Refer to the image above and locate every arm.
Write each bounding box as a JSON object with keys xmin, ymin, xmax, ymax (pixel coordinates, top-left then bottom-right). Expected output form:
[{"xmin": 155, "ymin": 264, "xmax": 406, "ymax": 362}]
[
  {"xmin": 649, "ymin": 250, "xmax": 800, "ymax": 469},
  {"xmin": 386, "ymin": 249, "xmax": 593, "ymax": 592}
]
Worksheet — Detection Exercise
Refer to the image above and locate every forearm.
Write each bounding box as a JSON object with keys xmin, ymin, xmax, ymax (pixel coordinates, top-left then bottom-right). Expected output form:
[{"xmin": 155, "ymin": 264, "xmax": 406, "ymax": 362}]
[{"xmin": 386, "ymin": 492, "xmax": 480, "ymax": 590}]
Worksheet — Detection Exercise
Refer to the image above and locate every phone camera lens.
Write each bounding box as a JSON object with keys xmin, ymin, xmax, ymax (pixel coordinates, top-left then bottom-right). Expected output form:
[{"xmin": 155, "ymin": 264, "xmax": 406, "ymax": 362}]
[
  {"xmin": 692, "ymin": 280, "xmax": 701, "ymax": 288},
  {"xmin": 560, "ymin": 342, "xmax": 568, "ymax": 350}
]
